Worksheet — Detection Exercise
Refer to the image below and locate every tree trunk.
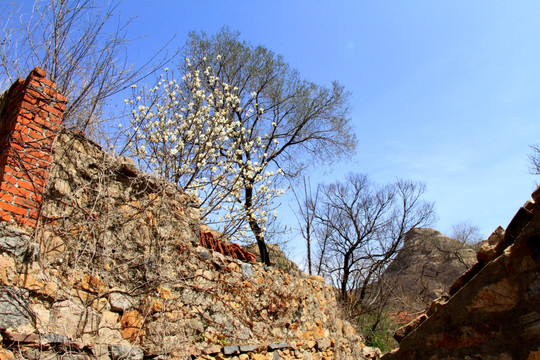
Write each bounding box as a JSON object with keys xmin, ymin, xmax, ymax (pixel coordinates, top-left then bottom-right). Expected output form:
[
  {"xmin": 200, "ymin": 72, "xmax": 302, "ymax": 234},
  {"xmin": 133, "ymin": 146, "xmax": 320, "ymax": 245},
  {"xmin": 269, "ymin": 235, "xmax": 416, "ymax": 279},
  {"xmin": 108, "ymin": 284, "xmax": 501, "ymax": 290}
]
[{"xmin": 245, "ymin": 185, "xmax": 271, "ymax": 266}]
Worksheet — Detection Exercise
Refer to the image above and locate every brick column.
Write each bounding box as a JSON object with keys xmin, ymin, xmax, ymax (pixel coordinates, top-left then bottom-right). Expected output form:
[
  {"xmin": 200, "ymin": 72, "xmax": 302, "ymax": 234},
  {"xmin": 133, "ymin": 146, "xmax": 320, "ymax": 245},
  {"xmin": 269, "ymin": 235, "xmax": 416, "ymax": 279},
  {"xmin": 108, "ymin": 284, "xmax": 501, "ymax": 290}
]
[{"xmin": 0, "ymin": 67, "xmax": 66, "ymax": 227}]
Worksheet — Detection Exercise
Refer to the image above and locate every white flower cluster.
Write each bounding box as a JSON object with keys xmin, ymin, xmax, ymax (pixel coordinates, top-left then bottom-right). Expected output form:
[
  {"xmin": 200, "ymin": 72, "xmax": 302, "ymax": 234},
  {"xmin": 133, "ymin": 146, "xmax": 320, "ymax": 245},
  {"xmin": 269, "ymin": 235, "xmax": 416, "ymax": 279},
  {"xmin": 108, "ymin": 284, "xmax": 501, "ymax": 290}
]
[{"xmin": 126, "ymin": 58, "xmax": 286, "ymax": 241}]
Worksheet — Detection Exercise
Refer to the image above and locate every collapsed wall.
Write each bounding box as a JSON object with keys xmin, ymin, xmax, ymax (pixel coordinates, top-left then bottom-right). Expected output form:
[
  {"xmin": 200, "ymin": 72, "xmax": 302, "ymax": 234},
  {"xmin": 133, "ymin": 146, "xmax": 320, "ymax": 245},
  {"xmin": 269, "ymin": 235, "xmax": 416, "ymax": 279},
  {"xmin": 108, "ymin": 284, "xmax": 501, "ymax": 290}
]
[
  {"xmin": 0, "ymin": 69, "xmax": 376, "ymax": 359},
  {"xmin": 382, "ymin": 191, "xmax": 540, "ymax": 359}
]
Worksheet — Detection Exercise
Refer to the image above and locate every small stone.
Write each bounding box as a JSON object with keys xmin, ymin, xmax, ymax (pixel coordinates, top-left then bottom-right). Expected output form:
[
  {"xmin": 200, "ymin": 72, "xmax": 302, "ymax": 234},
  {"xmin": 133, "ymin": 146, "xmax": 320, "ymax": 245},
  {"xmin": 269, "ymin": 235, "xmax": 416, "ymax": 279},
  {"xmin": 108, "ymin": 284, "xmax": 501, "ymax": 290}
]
[
  {"xmin": 272, "ymin": 351, "xmax": 281, "ymax": 360},
  {"xmin": 203, "ymin": 345, "xmax": 222, "ymax": 355},
  {"xmin": 240, "ymin": 345, "xmax": 258, "ymax": 353},
  {"xmin": 0, "ymin": 349, "xmax": 15, "ymax": 360},
  {"xmin": 268, "ymin": 343, "xmax": 290, "ymax": 350},
  {"xmin": 239, "ymin": 354, "xmax": 250, "ymax": 360},
  {"xmin": 109, "ymin": 292, "xmax": 138, "ymax": 312},
  {"xmin": 197, "ymin": 247, "xmax": 211, "ymax": 261},
  {"xmin": 241, "ymin": 263, "xmax": 254, "ymax": 279},
  {"xmin": 108, "ymin": 345, "xmax": 144, "ymax": 360},
  {"xmin": 0, "ymin": 225, "xmax": 34, "ymax": 258},
  {"xmin": 42, "ymin": 333, "xmax": 70, "ymax": 344},
  {"xmin": 223, "ymin": 345, "xmax": 240, "ymax": 355},
  {"xmin": 317, "ymin": 338, "xmax": 331, "ymax": 351},
  {"xmin": 0, "ymin": 287, "xmax": 31, "ymax": 329}
]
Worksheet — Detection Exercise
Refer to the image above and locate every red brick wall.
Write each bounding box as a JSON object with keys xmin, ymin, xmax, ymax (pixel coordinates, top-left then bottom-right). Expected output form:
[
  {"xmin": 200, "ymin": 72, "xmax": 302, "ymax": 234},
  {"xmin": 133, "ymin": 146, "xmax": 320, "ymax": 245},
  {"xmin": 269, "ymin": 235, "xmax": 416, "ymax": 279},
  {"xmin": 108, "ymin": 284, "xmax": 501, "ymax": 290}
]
[{"xmin": 0, "ymin": 67, "xmax": 66, "ymax": 227}]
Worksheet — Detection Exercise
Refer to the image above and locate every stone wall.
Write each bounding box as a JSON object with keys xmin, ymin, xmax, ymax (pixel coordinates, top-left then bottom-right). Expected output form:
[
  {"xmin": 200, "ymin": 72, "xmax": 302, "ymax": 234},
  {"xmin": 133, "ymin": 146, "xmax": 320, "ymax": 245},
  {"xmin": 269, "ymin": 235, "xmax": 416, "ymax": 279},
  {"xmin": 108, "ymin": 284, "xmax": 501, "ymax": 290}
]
[
  {"xmin": 0, "ymin": 69, "xmax": 375, "ymax": 359},
  {"xmin": 382, "ymin": 190, "xmax": 540, "ymax": 360}
]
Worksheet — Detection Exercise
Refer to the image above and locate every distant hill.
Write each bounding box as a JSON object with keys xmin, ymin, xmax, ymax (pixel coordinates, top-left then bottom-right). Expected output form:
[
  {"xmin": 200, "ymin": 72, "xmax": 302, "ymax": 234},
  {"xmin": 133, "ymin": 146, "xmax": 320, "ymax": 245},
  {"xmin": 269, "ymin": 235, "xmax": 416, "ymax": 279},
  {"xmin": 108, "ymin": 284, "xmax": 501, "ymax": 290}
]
[{"xmin": 382, "ymin": 228, "xmax": 479, "ymax": 311}]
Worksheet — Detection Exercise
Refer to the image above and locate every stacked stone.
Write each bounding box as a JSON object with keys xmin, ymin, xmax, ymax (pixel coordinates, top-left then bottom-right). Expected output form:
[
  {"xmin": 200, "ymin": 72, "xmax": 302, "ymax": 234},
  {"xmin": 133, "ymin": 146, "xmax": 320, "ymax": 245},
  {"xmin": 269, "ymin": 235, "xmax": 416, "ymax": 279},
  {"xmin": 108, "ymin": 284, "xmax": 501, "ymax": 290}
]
[{"xmin": 0, "ymin": 128, "xmax": 374, "ymax": 359}]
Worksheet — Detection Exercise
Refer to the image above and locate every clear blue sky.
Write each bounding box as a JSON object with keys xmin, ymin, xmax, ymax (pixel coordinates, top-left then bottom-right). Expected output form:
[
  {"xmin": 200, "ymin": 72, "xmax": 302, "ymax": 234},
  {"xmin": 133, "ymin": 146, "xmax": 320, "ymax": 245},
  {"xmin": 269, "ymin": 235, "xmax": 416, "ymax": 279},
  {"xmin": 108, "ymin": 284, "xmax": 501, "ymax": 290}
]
[
  {"xmin": 118, "ymin": 1, "xmax": 540, "ymax": 239},
  {"xmin": 18, "ymin": 1, "xmax": 540, "ymax": 254}
]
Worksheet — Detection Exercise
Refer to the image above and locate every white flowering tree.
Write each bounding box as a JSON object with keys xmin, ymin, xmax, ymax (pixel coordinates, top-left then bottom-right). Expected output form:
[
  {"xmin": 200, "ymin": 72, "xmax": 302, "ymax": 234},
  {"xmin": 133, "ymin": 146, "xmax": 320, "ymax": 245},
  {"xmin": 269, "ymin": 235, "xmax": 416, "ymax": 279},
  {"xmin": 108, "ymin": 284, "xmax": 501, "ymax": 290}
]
[{"xmin": 127, "ymin": 28, "xmax": 356, "ymax": 265}]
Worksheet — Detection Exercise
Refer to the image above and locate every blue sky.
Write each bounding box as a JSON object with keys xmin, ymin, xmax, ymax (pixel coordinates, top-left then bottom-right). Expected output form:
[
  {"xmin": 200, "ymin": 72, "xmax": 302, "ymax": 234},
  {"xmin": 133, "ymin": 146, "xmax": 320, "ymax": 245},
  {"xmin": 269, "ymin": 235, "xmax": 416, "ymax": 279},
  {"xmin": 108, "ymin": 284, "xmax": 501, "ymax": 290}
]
[
  {"xmin": 117, "ymin": 1, "xmax": 540, "ymax": 241},
  {"xmin": 15, "ymin": 1, "xmax": 540, "ymax": 254}
]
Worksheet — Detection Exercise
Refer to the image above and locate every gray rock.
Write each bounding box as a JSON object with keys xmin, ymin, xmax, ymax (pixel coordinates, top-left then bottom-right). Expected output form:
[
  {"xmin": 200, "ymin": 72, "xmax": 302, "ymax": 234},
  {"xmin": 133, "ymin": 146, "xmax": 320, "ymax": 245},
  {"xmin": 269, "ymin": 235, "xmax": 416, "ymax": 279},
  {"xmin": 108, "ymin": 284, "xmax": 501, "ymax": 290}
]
[
  {"xmin": 0, "ymin": 225, "xmax": 36, "ymax": 258},
  {"xmin": 197, "ymin": 246, "xmax": 211, "ymax": 261},
  {"xmin": 237, "ymin": 325, "xmax": 252, "ymax": 340},
  {"xmin": 272, "ymin": 351, "xmax": 281, "ymax": 360},
  {"xmin": 268, "ymin": 343, "xmax": 290, "ymax": 350},
  {"xmin": 362, "ymin": 346, "xmax": 382, "ymax": 359},
  {"xmin": 239, "ymin": 344, "xmax": 258, "ymax": 352},
  {"xmin": 0, "ymin": 286, "xmax": 31, "ymax": 329},
  {"xmin": 108, "ymin": 345, "xmax": 144, "ymax": 360},
  {"xmin": 42, "ymin": 333, "xmax": 70, "ymax": 344},
  {"xmin": 241, "ymin": 263, "xmax": 254, "ymax": 279},
  {"xmin": 109, "ymin": 292, "xmax": 138, "ymax": 312},
  {"xmin": 223, "ymin": 345, "xmax": 240, "ymax": 355},
  {"xmin": 317, "ymin": 337, "xmax": 331, "ymax": 350}
]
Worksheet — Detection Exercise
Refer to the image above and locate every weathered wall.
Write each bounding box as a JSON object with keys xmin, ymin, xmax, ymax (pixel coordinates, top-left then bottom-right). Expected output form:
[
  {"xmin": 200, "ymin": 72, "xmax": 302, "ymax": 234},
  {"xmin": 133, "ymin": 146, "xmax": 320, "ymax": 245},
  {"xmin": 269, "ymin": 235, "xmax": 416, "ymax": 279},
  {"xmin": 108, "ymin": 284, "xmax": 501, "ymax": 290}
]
[
  {"xmin": 0, "ymin": 69, "xmax": 376, "ymax": 360},
  {"xmin": 382, "ymin": 191, "xmax": 540, "ymax": 360}
]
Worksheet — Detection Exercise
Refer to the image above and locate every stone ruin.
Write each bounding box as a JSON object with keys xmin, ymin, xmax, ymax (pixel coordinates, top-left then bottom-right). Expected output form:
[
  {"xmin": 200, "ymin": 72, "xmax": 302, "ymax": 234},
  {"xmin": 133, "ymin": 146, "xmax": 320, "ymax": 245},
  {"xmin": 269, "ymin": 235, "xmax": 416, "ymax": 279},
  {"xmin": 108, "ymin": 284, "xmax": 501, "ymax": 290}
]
[
  {"xmin": 0, "ymin": 68, "xmax": 375, "ymax": 359},
  {"xmin": 0, "ymin": 67, "xmax": 538, "ymax": 360}
]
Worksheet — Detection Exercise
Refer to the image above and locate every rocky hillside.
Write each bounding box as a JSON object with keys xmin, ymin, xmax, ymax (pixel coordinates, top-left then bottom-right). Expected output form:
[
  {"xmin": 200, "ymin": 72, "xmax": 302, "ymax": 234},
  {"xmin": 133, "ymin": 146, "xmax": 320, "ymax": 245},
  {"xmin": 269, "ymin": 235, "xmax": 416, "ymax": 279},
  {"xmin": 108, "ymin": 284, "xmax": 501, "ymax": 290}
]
[
  {"xmin": 382, "ymin": 228, "xmax": 478, "ymax": 311},
  {"xmin": 382, "ymin": 194, "xmax": 540, "ymax": 359}
]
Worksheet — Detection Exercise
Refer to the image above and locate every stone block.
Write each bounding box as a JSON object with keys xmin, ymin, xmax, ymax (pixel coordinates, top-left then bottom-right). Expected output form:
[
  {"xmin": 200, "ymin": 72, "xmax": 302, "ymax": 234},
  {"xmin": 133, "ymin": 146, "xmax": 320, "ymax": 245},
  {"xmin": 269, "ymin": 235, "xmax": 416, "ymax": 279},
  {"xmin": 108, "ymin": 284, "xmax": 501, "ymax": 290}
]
[
  {"xmin": 268, "ymin": 343, "xmax": 290, "ymax": 350},
  {"xmin": 109, "ymin": 345, "xmax": 144, "ymax": 360},
  {"xmin": 223, "ymin": 345, "xmax": 240, "ymax": 355},
  {"xmin": 239, "ymin": 344, "xmax": 258, "ymax": 352},
  {"xmin": 109, "ymin": 292, "xmax": 138, "ymax": 312},
  {"xmin": 0, "ymin": 286, "xmax": 31, "ymax": 329}
]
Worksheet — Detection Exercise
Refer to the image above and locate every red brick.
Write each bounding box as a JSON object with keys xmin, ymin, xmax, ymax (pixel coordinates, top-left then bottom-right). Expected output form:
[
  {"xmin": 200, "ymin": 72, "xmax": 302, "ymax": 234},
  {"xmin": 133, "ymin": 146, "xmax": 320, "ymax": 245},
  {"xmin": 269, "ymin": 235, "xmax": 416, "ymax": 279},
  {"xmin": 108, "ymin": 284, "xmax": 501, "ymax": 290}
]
[
  {"xmin": 27, "ymin": 128, "xmax": 44, "ymax": 140},
  {"xmin": 2, "ymin": 167, "xmax": 32, "ymax": 183},
  {"xmin": 16, "ymin": 179, "xmax": 39, "ymax": 192},
  {"xmin": 0, "ymin": 192, "xmax": 14, "ymax": 203},
  {"xmin": 37, "ymin": 160, "xmax": 52, "ymax": 168},
  {"xmin": 38, "ymin": 78, "xmax": 55, "ymax": 88},
  {"xmin": 12, "ymin": 130, "xmax": 33, "ymax": 144},
  {"xmin": 31, "ymin": 177, "xmax": 47, "ymax": 188},
  {"xmin": 0, "ymin": 212, "xmax": 12, "ymax": 222},
  {"xmin": 13, "ymin": 122, "xmax": 30, "ymax": 135},
  {"xmin": 42, "ymin": 86, "xmax": 67, "ymax": 102},
  {"xmin": 31, "ymin": 192, "xmax": 42, "ymax": 203},
  {"xmin": 13, "ymin": 195, "xmax": 36, "ymax": 208},
  {"xmin": 20, "ymin": 100, "xmax": 37, "ymax": 112},
  {"xmin": 0, "ymin": 202, "xmax": 28, "ymax": 216},
  {"xmin": 26, "ymin": 150, "xmax": 53, "ymax": 162},
  {"xmin": 54, "ymin": 101, "xmax": 67, "ymax": 111},
  {"xmin": 3, "ymin": 174, "xmax": 18, "ymax": 186},
  {"xmin": 27, "ymin": 210, "xmax": 39, "ymax": 220},
  {"xmin": 31, "ymin": 67, "xmax": 47, "ymax": 78},
  {"xmin": 10, "ymin": 142, "xmax": 24, "ymax": 151},
  {"xmin": 22, "ymin": 93, "xmax": 38, "ymax": 105}
]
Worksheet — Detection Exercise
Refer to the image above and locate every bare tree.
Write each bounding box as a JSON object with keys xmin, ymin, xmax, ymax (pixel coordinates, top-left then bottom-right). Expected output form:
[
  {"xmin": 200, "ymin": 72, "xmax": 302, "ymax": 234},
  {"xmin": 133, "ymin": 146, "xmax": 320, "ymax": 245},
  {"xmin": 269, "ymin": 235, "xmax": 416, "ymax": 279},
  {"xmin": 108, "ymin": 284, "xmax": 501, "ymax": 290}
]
[
  {"xmin": 306, "ymin": 174, "xmax": 435, "ymax": 311},
  {"xmin": 291, "ymin": 177, "xmax": 319, "ymax": 275},
  {"xmin": 0, "ymin": 0, "xmax": 172, "ymax": 134},
  {"xmin": 529, "ymin": 144, "xmax": 540, "ymax": 175},
  {"xmin": 450, "ymin": 221, "xmax": 482, "ymax": 244}
]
